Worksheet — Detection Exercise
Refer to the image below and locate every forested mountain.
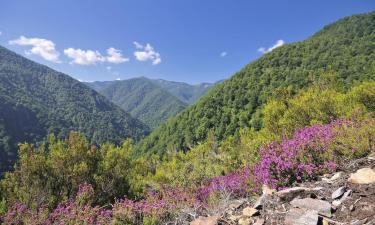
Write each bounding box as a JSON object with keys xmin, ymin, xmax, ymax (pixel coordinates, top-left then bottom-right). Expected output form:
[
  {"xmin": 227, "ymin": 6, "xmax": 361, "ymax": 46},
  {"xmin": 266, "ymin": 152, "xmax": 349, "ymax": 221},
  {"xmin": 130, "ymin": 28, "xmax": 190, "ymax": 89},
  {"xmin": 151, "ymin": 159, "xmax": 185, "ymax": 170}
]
[
  {"xmin": 137, "ymin": 11, "xmax": 375, "ymax": 156},
  {"xmin": 0, "ymin": 46, "xmax": 149, "ymax": 173},
  {"xmin": 86, "ymin": 78, "xmax": 188, "ymax": 129},
  {"xmin": 150, "ymin": 79, "xmax": 215, "ymax": 104}
]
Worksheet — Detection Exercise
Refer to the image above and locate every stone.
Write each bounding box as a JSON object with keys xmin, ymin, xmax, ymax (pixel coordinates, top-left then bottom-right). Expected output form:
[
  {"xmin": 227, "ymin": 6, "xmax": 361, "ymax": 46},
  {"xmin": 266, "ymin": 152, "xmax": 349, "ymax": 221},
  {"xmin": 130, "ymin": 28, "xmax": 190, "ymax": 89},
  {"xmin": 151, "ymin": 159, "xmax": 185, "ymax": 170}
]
[
  {"xmin": 238, "ymin": 217, "xmax": 251, "ymax": 225},
  {"xmin": 332, "ymin": 200, "xmax": 342, "ymax": 207},
  {"xmin": 190, "ymin": 216, "xmax": 218, "ymax": 225},
  {"xmin": 277, "ymin": 187, "xmax": 307, "ymax": 201},
  {"xmin": 242, "ymin": 207, "xmax": 259, "ymax": 217},
  {"xmin": 228, "ymin": 215, "xmax": 241, "ymax": 222},
  {"xmin": 322, "ymin": 219, "xmax": 329, "ymax": 225},
  {"xmin": 285, "ymin": 208, "xmax": 319, "ymax": 225},
  {"xmin": 330, "ymin": 172, "xmax": 343, "ymax": 181},
  {"xmin": 348, "ymin": 168, "xmax": 375, "ymax": 184},
  {"xmin": 290, "ymin": 198, "xmax": 332, "ymax": 217},
  {"xmin": 323, "ymin": 172, "xmax": 343, "ymax": 183},
  {"xmin": 253, "ymin": 194, "xmax": 267, "ymax": 210},
  {"xmin": 277, "ymin": 187, "xmax": 323, "ymax": 201},
  {"xmin": 254, "ymin": 218, "xmax": 265, "ymax": 225},
  {"xmin": 332, "ymin": 186, "xmax": 346, "ymax": 199},
  {"xmin": 350, "ymin": 218, "xmax": 367, "ymax": 225}
]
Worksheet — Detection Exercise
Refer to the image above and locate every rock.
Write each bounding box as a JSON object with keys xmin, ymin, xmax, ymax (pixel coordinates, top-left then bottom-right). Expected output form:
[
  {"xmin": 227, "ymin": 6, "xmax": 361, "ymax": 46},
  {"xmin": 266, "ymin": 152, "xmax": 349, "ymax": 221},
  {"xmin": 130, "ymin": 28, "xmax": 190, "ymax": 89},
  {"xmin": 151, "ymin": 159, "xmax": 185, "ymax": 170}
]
[
  {"xmin": 242, "ymin": 207, "xmax": 259, "ymax": 217},
  {"xmin": 323, "ymin": 172, "xmax": 343, "ymax": 183},
  {"xmin": 332, "ymin": 200, "xmax": 342, "ymax": 207},
  {"xmin": 277, "ymin": 187, "xmax": 307, "ymax": 201},
  {"xmin": 238, "ymin": 217, "xmax": 251, "ymax": 225},
  {"xmin": 290, "ymin": 198, "xmax": 332, "ymax": 217},
  {"xmin": 350, "ymin": 204, "xmax": 355, "ymax": 211},
  {"xmin": 343, "ymin": 189, "xmax": 352, "ymax": 198},
  {"xmin": 322, "ymin": 219, "xmax": 329, "ymax": 225},
  {"xmin": 228, "ymin": 214, "xmax": 241, "ymax": 222},
  {"xmin": 332, "ymin": 187, "xmax": 346, "ymax": 199},
  {"xmin": 348, "ymin": 168, "xmax": 375, "ymax": 184},
  {"xmin": 285, "ymin": 208, "xmax": 319, "ymax": 225},
  {"xmin": 190, "ymin": 216, "xmax": 218, "ymax": 225},
  {"xmin": 331, "ymin": 171, "xmax": 343, "ymax": 179},
  {"xmin": 254, "ymin": 218, "xmax": 265, "ymax": 225},
  {"xmin": 253, "ymin": 185, "xmax": 275, "ymax": 209},
  {"xmin": 350, "ymin": 218, "xmax": 367, "ymax": 225}
]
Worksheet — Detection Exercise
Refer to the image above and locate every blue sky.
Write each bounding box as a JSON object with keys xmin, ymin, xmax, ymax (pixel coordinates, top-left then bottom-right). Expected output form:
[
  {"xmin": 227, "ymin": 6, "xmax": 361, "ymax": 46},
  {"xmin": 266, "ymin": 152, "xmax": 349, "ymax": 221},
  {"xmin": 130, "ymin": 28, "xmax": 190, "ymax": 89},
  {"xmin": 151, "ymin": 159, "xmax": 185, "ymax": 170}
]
[{"xmin": 0, "ymin": 0, "xmax": 374, "ymax": 84}]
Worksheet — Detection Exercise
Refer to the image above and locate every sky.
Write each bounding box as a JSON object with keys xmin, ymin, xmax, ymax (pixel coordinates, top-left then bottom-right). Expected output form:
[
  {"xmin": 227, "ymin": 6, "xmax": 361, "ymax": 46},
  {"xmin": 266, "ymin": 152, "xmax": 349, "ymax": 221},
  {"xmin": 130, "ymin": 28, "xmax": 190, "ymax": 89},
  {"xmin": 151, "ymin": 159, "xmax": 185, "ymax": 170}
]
[{"xmin": 0, "ymin": 0, "xmax": 374, "ymax": 84}]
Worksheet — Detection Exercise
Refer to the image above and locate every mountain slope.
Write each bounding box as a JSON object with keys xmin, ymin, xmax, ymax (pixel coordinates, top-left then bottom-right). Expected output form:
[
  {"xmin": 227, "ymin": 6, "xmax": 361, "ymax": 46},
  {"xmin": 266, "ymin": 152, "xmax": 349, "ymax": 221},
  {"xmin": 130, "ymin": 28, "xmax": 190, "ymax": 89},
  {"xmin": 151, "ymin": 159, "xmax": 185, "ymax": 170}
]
[
  {"xmin": 86, "ymin": 78, "xmax": 188, "ymax": 129},
  {"xmin": 137, "ymin": 11, "xmax": 375, "ymax": 155},
  {"xmin": 0, "ymin": 46, "xmax": 149, "ymax": 173},
  {"xmin": 150, "ymin": 79, "xmax": 215, "ymax": 104}
]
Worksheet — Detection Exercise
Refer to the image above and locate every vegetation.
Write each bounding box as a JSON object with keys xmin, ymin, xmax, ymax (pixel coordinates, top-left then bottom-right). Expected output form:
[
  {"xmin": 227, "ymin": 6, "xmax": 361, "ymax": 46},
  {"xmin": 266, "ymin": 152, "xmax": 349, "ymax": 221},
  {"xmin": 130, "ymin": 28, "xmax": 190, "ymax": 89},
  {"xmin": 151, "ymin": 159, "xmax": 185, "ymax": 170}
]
[
  {"xmin": 150, "ymin": 79, "xmax": 216, "ymax": 104},
  {"xmin": 0, "ymin": 46, "xmax": 149, "ymax": 174},
  {"xmin": 1, "ymin": 11, "xmax": 375, "ymax": 225},
  {"xmin": 136, "ymin": 11, "xmax": 375, "ymax": 156},
  {"xmin": 86, "ymin": 78, "xmax": 188, "ymax": 129},
  {"xmin": 1, "ymin": 79, "xmax": 374, "ymax": 224}
]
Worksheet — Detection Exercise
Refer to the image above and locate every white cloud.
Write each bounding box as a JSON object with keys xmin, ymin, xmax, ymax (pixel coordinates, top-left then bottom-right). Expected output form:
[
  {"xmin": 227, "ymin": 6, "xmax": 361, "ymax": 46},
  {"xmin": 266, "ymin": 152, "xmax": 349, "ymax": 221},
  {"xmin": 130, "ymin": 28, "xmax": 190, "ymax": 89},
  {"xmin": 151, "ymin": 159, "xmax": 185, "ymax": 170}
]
[
  {"xmin": 133, "ymin": 41, "xmax": 143, "ymax": 49},
  {"xmin": 106, "ymin": 66, "xmax": 112, "ymax": 71},
  {"xmin": 64, "ymin": 47, "xmax": 129, "ymax": 65},
  {"xmin": 116, "ymin": 78, "xmax": 121, "ymax": 81},
  {"xmin": 258, "ymin": 39, "xmax": 285, "ymax": 54},
  {"xmin": 220, "ymin": 51, "xmax": 227, "ymax": 57},
  {"xmin": 0, "ymin": 31, "xmax": 2, "ymax": 36},
  {"xmin": 64, "ymin": 48, "xmax": 105, "ymax": 65},
  {"xmin": 133, "ymin": 42, "xmax": 161, "ymax": 65},
  {"xmin": 106, "ymin": 47, "xmax": 129, "ymax": 63},
  {"xmin": 9, "ymin": 36, "xmax": 60, "ymax": 63}
]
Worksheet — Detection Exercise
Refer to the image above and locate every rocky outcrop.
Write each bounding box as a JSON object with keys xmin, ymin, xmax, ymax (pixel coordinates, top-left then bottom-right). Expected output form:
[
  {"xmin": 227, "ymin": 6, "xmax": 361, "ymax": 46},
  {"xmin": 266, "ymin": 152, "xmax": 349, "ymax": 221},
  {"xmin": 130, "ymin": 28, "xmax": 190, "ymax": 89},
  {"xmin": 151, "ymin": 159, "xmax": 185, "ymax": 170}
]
[{"xmin": 190, "ymin": 156, "xmax": 375, "ymax": 225}]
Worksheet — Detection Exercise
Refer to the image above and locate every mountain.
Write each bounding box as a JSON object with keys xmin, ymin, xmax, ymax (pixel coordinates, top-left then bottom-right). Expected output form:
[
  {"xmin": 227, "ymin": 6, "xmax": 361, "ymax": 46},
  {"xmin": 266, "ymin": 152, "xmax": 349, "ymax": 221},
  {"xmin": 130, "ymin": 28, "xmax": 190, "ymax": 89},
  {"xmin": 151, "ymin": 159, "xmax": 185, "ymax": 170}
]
[
  {"xmin": 150, "ymin": 79, "xmax": 216, "ymax": 104},
  {"xmin": 0, "ymin": 46, "xmax": 149, "ymax": 173},
  {"xmin": 86, "ymin": 78, "xmax": 188, "ymax": 129},
  {"xmin": 136, "ymin": 11, "xmax": 375, "ymax": 156}
]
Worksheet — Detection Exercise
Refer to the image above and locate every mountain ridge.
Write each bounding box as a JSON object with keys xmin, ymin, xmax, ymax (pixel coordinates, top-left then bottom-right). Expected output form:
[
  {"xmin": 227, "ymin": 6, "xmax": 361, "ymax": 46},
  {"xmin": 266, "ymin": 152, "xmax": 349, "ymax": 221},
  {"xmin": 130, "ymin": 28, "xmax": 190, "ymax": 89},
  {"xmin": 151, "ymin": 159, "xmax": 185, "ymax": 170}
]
[
  {"xmin": 0, "ymin": 45, "xmax": 149, "ymax": 173},
  {"xmin": 136, "ymin": 11, "xmax": 375, "ymax": 156}
]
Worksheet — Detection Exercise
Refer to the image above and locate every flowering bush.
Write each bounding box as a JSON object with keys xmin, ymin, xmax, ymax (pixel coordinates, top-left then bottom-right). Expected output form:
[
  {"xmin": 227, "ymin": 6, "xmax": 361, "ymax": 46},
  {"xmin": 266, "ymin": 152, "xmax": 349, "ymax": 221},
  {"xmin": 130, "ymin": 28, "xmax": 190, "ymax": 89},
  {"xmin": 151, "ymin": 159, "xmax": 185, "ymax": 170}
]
[
  {"xmin": 196, "ymin": 168, "xmax": 252, "ymax": 203},
  {"xmin": 1, "ymin": 116, "xmax": 374, "ymax": 224},
  {"xmin": 253, "ymin": 121, "xmax": 339, "ymax": 189},
  {"xmin": 112, "ymin": 185, "xmax": 195, "ymax": 224},
  {"xmin": 2, "ymin": 184, "xmax": 112, "ymax": 225}
]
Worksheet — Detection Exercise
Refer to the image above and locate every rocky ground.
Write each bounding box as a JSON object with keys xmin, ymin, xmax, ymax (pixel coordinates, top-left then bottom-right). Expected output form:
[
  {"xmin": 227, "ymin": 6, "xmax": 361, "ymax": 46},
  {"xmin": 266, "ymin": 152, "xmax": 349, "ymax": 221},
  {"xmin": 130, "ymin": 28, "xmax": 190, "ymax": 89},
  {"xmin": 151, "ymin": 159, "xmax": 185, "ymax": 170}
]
[{"xmin": 190, "ymin": 155, "xmax": 375, "ymax": 225}]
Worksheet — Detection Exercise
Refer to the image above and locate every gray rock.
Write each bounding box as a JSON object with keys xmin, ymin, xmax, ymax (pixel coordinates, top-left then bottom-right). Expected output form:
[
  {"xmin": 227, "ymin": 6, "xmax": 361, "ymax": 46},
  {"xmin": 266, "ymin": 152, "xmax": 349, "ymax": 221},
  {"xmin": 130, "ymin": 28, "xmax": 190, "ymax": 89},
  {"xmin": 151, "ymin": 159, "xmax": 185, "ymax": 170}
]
[
  {"xmin": 332, "ymin": 187, "xmax": 346, "ymax": 199},
  {"xmin": 323, "ymin": 172, "xmax": 343, "ymax": 183},
  {"xmin": 332, "ymin": 200, "xmax": 342, "ymax": 207},
  {"xmin": 350, "ymin": 218, "xmax": 367, "ymax": 225},
  {"xmin": 277, "ymin": 187, "xmax": 322, "ymax": 201},
  {"xmin": 285, "ymin": 208, "xmax": 319, "ymax": 225},
  {"xmin": 290, "ymin": 198, "xmax": 332, "ymax": 217}
]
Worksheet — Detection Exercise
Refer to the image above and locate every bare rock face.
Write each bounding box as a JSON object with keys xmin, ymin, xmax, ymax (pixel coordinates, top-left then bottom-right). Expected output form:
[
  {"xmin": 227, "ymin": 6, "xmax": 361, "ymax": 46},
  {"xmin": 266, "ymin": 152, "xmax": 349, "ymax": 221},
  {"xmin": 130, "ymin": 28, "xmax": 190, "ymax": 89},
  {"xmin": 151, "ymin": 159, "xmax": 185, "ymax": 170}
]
[
  {"xmin": 290, "ymin": 198, "xmax": 332, "ymax": 217},
  {"xmin": 348, "ymin": 168, "xmax": 375, "ymax": 184},
  {"xmin": 190, "ymin": 216, "xmax": 218, "ymax": 225}
]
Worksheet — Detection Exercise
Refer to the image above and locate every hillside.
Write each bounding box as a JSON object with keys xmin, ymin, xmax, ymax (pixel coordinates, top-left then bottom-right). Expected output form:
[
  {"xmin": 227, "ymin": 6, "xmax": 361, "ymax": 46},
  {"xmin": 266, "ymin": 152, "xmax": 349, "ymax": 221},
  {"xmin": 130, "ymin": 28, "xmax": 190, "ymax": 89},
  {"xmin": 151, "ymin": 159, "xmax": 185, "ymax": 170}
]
[
  {"xmin": 0, "ymin": 46, "xmax": 149, "ymax": 173},
  {"xmin": 137, "ymin": 11, "xmax": 375, "ymax": 156},
  {"xmin": 150, "ymin": 79, "xmax": 215, "ymax": 104},
  {"xmin": 86, "ymin": 78, "xmax": 188, "ymax": 129}
]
